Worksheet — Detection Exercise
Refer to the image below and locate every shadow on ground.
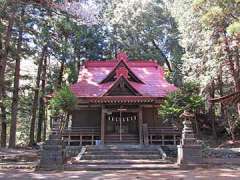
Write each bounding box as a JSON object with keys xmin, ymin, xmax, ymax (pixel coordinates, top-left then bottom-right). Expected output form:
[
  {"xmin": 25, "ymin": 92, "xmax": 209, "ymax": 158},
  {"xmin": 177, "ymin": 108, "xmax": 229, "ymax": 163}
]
[{"xmin": 0, "ymin": 167, "xmax": 240, "ymax": 180}]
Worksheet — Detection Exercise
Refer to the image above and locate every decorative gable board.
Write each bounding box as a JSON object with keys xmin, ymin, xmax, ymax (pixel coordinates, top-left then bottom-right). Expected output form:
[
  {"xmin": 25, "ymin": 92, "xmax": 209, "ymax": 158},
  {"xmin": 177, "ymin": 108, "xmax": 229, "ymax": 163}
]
[
  {"xmin": 104, "ymin": 76, "xmax": 141, "ymax": 96},
  {"xmin": 100, "ymin": 58, "xmax": 144, "ymax": 84}
]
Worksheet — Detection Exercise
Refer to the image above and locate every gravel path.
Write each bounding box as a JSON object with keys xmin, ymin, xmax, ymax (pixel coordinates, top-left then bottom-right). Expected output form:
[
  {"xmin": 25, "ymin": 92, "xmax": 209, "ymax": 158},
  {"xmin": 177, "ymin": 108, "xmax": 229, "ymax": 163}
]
[{"xmin": 1, "ymin": 167, "xmax": 240, "ymax": 180}]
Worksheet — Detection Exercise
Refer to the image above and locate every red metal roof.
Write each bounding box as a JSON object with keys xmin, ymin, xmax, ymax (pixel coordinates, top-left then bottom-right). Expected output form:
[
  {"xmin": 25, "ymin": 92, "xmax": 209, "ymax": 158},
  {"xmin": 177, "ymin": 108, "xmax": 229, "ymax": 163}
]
[{"xmin": 70, "ymin": 52, "xmax": 176, "ymax": 99}]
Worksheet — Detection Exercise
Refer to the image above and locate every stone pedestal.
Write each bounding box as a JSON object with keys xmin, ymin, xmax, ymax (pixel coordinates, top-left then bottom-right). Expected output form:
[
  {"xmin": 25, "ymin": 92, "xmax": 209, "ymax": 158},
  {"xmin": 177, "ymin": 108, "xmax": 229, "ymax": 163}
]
[
  {"xmin": 177, "ymin": 115, "xmax": 203, "ymax": 165},
  {"xmin": 177, "ymin": 144, "xmax": 203, "ymax": 164},
  {"xmin": 39, "ymin": 133, "xmax": 64, "ymax": 170}
]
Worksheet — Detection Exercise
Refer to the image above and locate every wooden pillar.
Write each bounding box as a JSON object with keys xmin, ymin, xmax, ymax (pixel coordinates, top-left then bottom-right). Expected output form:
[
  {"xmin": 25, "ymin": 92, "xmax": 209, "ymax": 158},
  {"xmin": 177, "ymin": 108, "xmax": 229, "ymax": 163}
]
[
  {"xmin": 142, "ymin": 123, "xmax": 149, "ymax": 145},
  {"xmin": 68, "ymin": 133, "xmax": 70, "ymax": 146},
  {"xmin": 138, "ymin": 107, "xmax": 143, "ymax": 144},
  {"xmin": 101, "ymin": 106, "xmax": 105, "ymax": 144},
  {"xmin": 174, "ymin": 135, "xmax": 176, "ymax": 145}
]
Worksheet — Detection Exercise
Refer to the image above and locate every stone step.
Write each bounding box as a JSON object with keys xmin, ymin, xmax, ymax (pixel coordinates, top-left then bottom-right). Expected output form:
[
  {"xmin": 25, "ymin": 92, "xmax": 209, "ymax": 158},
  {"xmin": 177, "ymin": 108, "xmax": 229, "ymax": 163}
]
[
  {"xmin": 87, "ymin": 147, "xmax": 160, "ymax": 151},
  {"xmin": 0, "ymin": 162, "xmax": 38, "ymax": 169},
  {"xmin": 70, "ymin": 159, "xmax": 172, "ymax": 165},
  {"xmin": 64, "ymin": 163, "xmax": 179, "ymax": 171},
  {"xmin": 86, "ymin": 144, "xmax": 160, "ymax": 150},
  {"xmin": 85, "ymin": 150, "xmax": 160, "ymax": 155},
  {"xmin": 82, "ymin": 154, "xmax": 161, "ymax": 160},
  {"xmin": 0, "ymin": 155, "xmax": 39, "ymax": 163}
]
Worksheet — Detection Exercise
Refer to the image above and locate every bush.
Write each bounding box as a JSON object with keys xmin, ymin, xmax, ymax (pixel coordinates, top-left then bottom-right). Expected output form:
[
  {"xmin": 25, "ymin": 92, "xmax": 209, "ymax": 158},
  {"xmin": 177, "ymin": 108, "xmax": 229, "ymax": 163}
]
[
  {"xmin": 50, "ymin": 85, "xmax": 77, "ymax": 116},
  {"xmin": 159, "ymin": 81, "xmax": 204, "ymax": 121}
]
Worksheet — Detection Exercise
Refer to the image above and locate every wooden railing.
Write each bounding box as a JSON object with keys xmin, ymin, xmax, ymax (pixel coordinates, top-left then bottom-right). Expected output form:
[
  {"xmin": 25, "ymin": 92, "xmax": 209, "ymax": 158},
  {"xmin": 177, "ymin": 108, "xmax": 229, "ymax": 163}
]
[
  {"xmin": 148, "ymin": 127, "xmax": 181, "ymax": 145},
  {"xmin": 62, "ymin": 126, "xmax": 181, "ymax": 146},
  {"xmin": 62, "ymin": 127, "xmax": 100, "ymax": 146}
]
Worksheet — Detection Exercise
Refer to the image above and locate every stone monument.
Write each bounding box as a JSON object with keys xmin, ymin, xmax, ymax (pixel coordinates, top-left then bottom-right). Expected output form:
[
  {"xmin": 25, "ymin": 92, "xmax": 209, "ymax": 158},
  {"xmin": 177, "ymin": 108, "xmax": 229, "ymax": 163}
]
[
  {"xmin": 177, "ymin": 111, "xmax": 203, "ymax": 165},
  {"xmin": 39, "ymin": 117, "xmax": 64, "ymax": 170}
]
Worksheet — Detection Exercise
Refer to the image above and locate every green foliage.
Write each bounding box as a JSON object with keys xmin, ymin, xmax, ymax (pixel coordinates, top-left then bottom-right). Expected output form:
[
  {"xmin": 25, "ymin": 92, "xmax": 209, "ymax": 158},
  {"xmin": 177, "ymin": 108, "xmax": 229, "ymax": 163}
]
[
  {"xmin": 227, "ymin": 21, "xmax": 240, "ymax": 36},
  {"xmin": 159, "ymin": 91, "xmax": 183, "ymax": 119},
  {"xmin": 201, "ymin": 6, "xmax": 225, "ymax": 27},
  {"xmin": 17, "ymin": 91, "xmax": 33, "ymax": 145},
  {"xmin": 192, "ymin": 0, "xmax": 206, "ymax": 7},
  {"xmin": 103, "ymin": 0, "xmax": 184, "ymax": 86},
  {"xmin": 0, "ymin": 22, "xmax": 4, "ymax": 34},
  {"xmin": 159, "ymin": 81, "xmax": 204, "ymax": 119},
  {"xmin": 50, "ymin": 86, "xmax": 77, "ymax": 116}
]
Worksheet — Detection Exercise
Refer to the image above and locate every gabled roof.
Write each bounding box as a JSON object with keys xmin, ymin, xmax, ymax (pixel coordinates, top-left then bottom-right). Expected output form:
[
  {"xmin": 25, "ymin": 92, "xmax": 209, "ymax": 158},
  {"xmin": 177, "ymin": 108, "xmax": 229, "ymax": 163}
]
[
  {"xmin": 100, "ymin": 56, "xmax": 144, "ymax": 84},
  {"xmin": 103, "ymin": 75, "xmax": 142, "ymax": 96},
  {"xmin": 70, "ymin": 52, "xmax": 176, "ymax": 100}
]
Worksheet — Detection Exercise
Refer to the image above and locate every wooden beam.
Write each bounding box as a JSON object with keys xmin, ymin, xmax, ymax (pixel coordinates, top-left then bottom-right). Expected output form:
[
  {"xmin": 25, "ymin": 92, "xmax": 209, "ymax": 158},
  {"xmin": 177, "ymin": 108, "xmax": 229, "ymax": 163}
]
[
  {"xmin": 106, "ymin": 108, "xmax": 140, "ymax": 113},
  {"xmin": 138, "ymin": 107, "xmax": 143, "ymax": 144},
  {"xmin": 141, "ymin": 105, "xmax": 161, "ymax": 108},
  {"xmin": 101, "ymin": 106, "xmax": 105, "ymax": 144},
  {"xmin": 209, "ymin": 91, "xmax": 240, "ymax": 104},
  {"xmin": 75, "ymin": 104, "xmax": 101, "ymax": 108}
]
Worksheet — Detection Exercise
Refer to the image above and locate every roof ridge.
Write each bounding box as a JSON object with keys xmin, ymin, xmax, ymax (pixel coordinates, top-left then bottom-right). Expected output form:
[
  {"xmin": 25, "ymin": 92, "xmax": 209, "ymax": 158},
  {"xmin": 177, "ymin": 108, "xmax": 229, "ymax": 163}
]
[{"xmin": 84, "ymin": 59, "xmax": 159, "ymax": 68}]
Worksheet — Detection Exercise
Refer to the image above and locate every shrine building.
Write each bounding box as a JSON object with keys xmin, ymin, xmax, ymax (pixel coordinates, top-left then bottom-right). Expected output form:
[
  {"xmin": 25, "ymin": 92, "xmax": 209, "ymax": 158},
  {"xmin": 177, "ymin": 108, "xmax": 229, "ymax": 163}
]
[{"xmin": 63, "ymin": 52, "xmax": 179, "ymax": 146}]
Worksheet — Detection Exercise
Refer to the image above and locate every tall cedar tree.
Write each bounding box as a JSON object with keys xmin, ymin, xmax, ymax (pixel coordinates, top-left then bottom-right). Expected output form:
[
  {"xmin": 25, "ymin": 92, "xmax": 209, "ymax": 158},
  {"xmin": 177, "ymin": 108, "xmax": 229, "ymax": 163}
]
[
  {"xmin": 0, "ymin": 6, "xmax": 16, "ymax": 147},
  {"xmin": 37, "ymin": 55, "xmax": 47, "ymax": 142},
  {"xmin": 29, "ymin": 45, "xmax": 47, "ymax": 146},
  {"xmin": 9, "ymin": 7, "xmax": 25, "ymax": 148}
]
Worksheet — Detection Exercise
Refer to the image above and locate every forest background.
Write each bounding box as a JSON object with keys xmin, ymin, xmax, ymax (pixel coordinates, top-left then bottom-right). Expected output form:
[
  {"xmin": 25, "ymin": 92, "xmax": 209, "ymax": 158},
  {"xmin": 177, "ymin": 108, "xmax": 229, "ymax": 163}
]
[{"xmin": 0, "ymin": 0, "xmax": 240, "ymax": 148}]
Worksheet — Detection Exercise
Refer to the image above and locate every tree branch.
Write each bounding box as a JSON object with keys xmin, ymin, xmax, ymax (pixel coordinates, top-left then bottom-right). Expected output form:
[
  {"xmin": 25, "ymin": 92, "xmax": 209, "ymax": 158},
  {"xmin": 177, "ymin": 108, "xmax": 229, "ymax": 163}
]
[{"xmin": 151, "ymin": 39, "xmax": 172, "ymax": 72}]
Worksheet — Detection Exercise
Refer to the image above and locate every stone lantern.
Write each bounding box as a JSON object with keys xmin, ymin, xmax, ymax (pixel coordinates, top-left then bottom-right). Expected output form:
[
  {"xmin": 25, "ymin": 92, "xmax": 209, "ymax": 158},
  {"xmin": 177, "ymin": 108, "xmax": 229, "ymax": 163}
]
[{"xmin": 177, "ymin": 110, "xmax": 203, "ymax": 165}]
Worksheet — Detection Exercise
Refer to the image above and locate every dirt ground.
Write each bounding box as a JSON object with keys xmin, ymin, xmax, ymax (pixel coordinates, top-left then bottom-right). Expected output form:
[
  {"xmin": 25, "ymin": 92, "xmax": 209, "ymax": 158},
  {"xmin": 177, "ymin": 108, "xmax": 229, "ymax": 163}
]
[{"xmin": 1, "ymin": 167, "xmax": 240, "ymax": 180}]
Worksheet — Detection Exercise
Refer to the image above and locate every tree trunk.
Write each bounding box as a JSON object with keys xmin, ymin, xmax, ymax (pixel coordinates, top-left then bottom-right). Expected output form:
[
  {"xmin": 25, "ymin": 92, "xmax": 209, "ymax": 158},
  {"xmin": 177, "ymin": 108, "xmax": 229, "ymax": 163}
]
[
  {"xmin": 29, "ymin": 45, "xmax": 47, "ymax": 146},
  {"xmin": 0, "ymin": 7, "xmax": 15, "ymax": 98},
  {"xmin": 57, "ymin": 60, "xmax": 64, "ymax": 88},
  {"xmin": 37, "ymin": 55, "xmax": 47, "ymax": 142},
  {"xmin": 0, "ymin": 105, "xmax": 7, "ymax": 147},
  {"xmin": 234, "ymin": 47, "xmax": 240, "ymax": 116},
  {"xmin": 9, "ymin": 8, "xmax": 24, "ymax": 148},
  {"xmin": 217, "ymin": 64, "xmax": 224, "ymax": 119},
  {"xmin": 57, "ymin": 35, "xmax": 68, "ymax": 88},
  {"xmin": 223, "ymin": 33, "xmax": 240, "ymax": 117},
  {"xmin": 226, "ymin": 110, "xmax": 236, "ymax": 141},
  {"xmin": 43, "ymin": 105, "xmax": 48, "ymax": 141},
  {"xmin": 0, "ymin": 28, "xmax": 6, "ymax": 148},
  {"xmin": 208, "ymin": 80, "xmax": 217, "ymax": 139},
  {"xmin": 194, "ymin": 110, "xmax": 200, "ymax": 137},
  {"xmin": 0, "ymin": 8, "xmax": 16, "ymax": 147}
]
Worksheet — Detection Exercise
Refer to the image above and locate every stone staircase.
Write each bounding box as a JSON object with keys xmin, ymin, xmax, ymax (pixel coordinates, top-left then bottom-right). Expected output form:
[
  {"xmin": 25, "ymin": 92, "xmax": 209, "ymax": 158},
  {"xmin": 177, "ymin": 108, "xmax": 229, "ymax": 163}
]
[
  {"xmin": 0, "ymin": 148, "xmax": 39, "ymax": 169},
  {"xmin": 65, "ymin": 144, "xmax": 178, "ymax": 170}
]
